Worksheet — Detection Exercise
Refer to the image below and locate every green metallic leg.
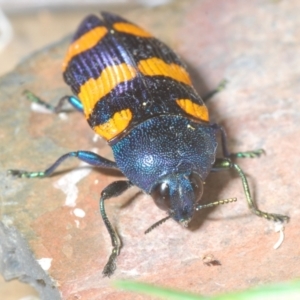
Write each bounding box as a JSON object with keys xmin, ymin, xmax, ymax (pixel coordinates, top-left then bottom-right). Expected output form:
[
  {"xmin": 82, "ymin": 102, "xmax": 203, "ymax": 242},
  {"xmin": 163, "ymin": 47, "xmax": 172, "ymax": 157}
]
[
  {"xmin": 212, "ymin": 158, "xmax": 289, "ymax": 222},
  {"xmin": 8, "ymin": 151, "xmax": 117, "ymax": 179},
  {"xmin": 203, "ymin": 80, "xmax": 263, "ymax": 159},
  {"xmin": 204, "ymin": 80, "xmax": 263, "ymax": 158},
  {"xmin": 202, "ymin": 79, "xmax": 228, "ymax": 102},
  {"xmin": 231, "ymin": 148, "xmax": 265, "ymax": 159},
  {"xmin": 100, "ymin": 180, "xmax": 133, "ymax": 277},
  {"xmin": 23, "ymin": 90, "xmax": 83, "ymax": 113},
  {"xmin": 203, "ymin": 81, "xmax": 288, "ymax": 222},
  {"xmin": 215, "ymin": 124, "xmax": 265, "ymax": 159}
]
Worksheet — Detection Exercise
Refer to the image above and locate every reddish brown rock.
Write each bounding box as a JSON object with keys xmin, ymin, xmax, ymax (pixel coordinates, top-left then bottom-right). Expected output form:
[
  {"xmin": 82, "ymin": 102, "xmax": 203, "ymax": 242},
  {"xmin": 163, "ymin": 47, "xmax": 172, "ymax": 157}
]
[{"xmin": 0, "ymin": 1, "xmax": 299, "ymax": 299}]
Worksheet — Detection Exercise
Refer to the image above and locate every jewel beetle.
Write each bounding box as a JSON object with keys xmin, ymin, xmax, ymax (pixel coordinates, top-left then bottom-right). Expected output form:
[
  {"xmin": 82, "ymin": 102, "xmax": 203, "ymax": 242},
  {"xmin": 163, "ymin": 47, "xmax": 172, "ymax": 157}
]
[{"xmin": 9, "ymin": 12, "xmax": 289, "ymax": 277}]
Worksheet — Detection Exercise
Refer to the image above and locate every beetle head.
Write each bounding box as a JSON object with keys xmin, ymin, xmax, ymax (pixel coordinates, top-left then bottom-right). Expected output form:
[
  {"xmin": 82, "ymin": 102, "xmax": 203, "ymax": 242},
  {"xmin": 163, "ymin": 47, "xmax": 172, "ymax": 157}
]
[{"xmin": 150, "ymin": 172, "xmax": 203, "ymax": 225}]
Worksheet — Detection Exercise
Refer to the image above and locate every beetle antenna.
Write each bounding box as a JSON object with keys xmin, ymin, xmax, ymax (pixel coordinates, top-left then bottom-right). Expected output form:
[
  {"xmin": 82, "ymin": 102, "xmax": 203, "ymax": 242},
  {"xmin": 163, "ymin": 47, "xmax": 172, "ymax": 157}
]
[
  {"xmin": 145, "ymin": 198, "xmax": 237, "ymax": 234},
  {"xmin": 145, "ymin": 215, "xmax": 171, "ymax": 234},
  {"xmin": 195, "ymin": 197, "xmax": 237, "ymax": 211}
]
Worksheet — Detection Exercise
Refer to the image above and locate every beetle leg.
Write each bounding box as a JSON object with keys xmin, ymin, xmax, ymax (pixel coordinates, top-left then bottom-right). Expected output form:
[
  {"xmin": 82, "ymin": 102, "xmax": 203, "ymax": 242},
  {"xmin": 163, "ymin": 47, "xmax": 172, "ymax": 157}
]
[
  {"xmin": 24, "ymin": 90, "xmax": 83, "ymax": 113},
  {"xmin": 8, "ymin": 151, "xmax": 117, "ymax": 178},
  {"xmin": 214, "ymin": 124, "xmax": 265, "ymax": 159},
  {"xmin": 212, "ymin": 158, "xmax": 289, "ymax": 223},
  {"xmin": 58, "ymin": 95, "xmax": 83, "ymax": 113},
  {"xmin": 100, "ymin": 180, "xmax": 133, "ymax": 277},
  {"xmin": 202, "ymin": 79, "xmax": 228, "ymax": 102}
]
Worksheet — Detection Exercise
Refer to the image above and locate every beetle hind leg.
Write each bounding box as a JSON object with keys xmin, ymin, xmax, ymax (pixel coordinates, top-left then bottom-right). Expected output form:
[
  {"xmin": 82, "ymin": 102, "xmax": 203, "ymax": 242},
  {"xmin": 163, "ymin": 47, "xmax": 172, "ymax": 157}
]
[
  {"xmin": 202, "ymin": 79, "xmax": 228, "ymax": 102},
  {"xmin": 23, "ymin": 90, "xmax": 83, "ymax": 113}
]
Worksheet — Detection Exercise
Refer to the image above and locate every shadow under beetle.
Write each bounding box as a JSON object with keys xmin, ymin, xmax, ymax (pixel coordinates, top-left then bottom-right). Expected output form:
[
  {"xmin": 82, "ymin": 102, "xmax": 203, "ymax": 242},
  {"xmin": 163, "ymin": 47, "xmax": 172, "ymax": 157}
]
[{"xmin": 8, "ymin": 12, "xmax": 289, "ymax": 277}]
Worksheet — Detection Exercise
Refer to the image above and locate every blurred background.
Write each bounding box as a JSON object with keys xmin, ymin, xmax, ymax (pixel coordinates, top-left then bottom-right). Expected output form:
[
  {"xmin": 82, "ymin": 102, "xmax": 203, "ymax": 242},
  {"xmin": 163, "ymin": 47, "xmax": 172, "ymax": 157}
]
[
  {"xmin": 0, "ymin": 0, "xmax": 173, "ymax": 76},
  {"xmin": 0, "ymin": 1, "xmax": 171, "ymax": 299},
  {"xmin": 2, "ymin": 1, "xmax": 299, "ymax": 299}
]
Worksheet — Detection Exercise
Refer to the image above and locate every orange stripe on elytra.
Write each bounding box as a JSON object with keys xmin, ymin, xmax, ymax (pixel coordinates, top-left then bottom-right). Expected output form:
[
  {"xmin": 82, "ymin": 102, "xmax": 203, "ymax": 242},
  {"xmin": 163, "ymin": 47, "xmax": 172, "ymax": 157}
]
[
  {"xmin": 94, "ymin": 109, "xmax": 132, "ymax": 141},
  {"xmin": 78, "ymin": 63, "xmax": 137, "ymax": 118},
  {"xmin": 138, "ymin": 58, "xmax": 192, "ymax": 86},
  {"xmin": 176, "ymin": 99, "xmax": 209, "ymax": 122},
  {"xmin": 113, "ymin": 22, "xmax": 152, "ymax": 37},
  {"xmin": 62, "ymin": 26, "xmax": 108, "ymax": 71}
]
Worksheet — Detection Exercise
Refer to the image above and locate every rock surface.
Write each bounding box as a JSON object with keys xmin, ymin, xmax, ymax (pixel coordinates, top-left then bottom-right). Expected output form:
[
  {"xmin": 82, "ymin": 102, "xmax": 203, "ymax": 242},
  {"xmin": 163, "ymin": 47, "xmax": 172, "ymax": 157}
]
[{"xmin": 0, "ymin": 1, "xmax": 299, "ymax": 299}]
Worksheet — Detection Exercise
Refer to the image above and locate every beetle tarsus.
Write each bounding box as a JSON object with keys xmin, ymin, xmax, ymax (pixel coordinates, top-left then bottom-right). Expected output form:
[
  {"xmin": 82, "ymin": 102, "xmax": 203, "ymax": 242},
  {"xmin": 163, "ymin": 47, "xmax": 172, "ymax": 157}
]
[
  {"xmin": 230, "ymin": 148, "xmax": 265, "ymax": 159},
  {"xmin": 102, "ymin": 250, "xmax": 118, "ymax": 277},
  {"xmin": 7, "ymin": 169, "xmax": 45, "ymax": 178},
  {"xmin": 100, "ymin": 181, "xmax": 133, "ymax": 276}
]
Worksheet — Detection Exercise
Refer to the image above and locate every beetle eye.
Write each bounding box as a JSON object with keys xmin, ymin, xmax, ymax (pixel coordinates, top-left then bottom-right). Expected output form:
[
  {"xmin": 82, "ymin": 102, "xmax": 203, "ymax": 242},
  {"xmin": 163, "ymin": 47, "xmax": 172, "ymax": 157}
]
[
  {"xmin": 189, "ymin": 172, "xmax": 203, "ymax": 202},
  {"xmin": 151, "ymin": 181, "xmax": 171, "ymax": 211}
]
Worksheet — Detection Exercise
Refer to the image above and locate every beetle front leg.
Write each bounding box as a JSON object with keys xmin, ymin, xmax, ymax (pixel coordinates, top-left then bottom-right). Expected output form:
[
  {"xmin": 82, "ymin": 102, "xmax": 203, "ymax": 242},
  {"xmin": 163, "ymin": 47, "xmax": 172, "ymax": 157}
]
[
  {"xmin": 100, "ymin": 180, "xmax": 134, "ymax": 277},
  {"xmin": 212, "ymin": 158, "xmax": 289, "ymax": 222}
]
